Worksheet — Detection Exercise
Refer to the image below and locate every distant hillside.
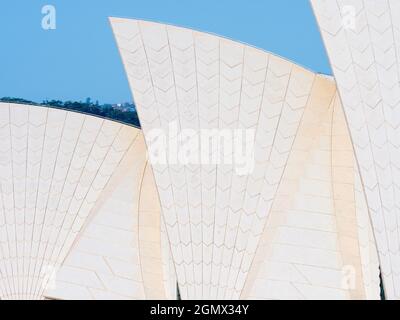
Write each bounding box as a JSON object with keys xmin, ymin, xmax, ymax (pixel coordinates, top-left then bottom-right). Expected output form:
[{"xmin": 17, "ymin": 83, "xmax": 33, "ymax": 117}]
[{"xmin": 0, "ymin": 97, "xmax": 140, "ymax": 127}]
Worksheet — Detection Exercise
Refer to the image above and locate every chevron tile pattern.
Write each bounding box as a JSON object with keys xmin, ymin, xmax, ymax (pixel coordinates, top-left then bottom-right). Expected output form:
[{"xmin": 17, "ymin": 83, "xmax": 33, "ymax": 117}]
[
  {"xmin": 44, "ymin": 134, "xmax": 176, "ymax": 300},
  {"xmin": 0, "ymin": 103, "xmax": 173, "ymax": 300},
  {"xmin": 111, "ymin": 17, "xmax": 380, "ymax": 299},
  {"xmin": 241, "ymin": 84, "xmax": 380, "ymax": 300},
  {"xmin": 110, "ymin": 17, "xmax": 317, "ymax": 299},
  {"xmin": 311, "ymin": 0, "xmax": 400, "ymax": 299}
]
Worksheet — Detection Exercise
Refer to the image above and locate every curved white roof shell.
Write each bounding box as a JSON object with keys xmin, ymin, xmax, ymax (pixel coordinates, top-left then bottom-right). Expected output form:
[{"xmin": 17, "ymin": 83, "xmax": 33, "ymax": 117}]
[
  {"xmin": 110, "ymin": 18, "xmax": 381, "ymax": 299},
  {"xmin": 0, "ymin": 103, "xmax": 175, "ymax": 300},
  {"xmin": 2, "ymin": 9, "xmax": 395, "ymax": 299},
  {"xmin": 311, "ymin": 0, "xmax": 400, "ymax": 299}
]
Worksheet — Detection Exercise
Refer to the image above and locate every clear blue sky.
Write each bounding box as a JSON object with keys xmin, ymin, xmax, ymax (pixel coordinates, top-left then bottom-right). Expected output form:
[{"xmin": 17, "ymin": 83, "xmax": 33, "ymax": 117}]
[{"xmin": 0, "ymin": 0, "xmax": 331, "ymax": 104}]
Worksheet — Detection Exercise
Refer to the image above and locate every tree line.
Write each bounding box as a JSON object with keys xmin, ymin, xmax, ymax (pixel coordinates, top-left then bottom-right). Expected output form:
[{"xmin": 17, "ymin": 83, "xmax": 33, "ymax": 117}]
[{"xmin": 0, "ymin": 97, "xmax": 140, "ymax": 128}]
